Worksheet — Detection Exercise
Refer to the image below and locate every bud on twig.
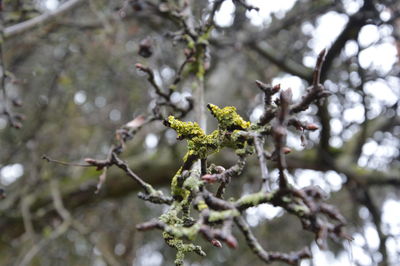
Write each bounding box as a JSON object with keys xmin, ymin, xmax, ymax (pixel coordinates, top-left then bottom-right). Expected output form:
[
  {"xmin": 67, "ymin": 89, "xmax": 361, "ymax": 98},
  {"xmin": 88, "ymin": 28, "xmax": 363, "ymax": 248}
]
[
  {"xmin": 211, "ymin": 239, "xmax": 222, "ymax": 248},
  {"xmin": 225, "ymin": 235, "xmax": 238, "ymax": 248},
  {"xmin": 282, "ymin": 147, "xmax": 292, "ymax": 154},
  {"xmin": 305, "ymin": 123, "xmax": 319, "ymax": 131},
  {"xmin": 201, "ymin": 174, "xmax": 217, "ymax": 183}
]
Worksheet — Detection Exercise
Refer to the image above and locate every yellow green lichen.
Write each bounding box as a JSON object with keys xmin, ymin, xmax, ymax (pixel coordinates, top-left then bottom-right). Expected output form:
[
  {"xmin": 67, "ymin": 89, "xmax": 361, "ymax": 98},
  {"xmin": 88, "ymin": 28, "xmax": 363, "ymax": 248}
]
[
  {"xmin": 207, "ymin": 104, "xmax": 250, "ymax": 130},
  {"xmin": 198, "ymin": 26, "xmax": 212, "ymax": 45},
  {"xmin": 171, "ymin": 168, "xmax": 191, "ymax": 200},
  {"xmin": 183, "ymin": 175, "xmax": 203, "ymax": 193},
  {"xmin": 208, "ymin": 209, "xmax": 240, "ymax": 222},
  {"xmin": 159, "ymin": 202, "xmax": 183, "ymax": 225},
  {"xmin": 168, "ymin": 116, "xmax": 205, "ymax": 139},
  {"xmin": 163, "ymin": 222, "xmax": 200, "ymax": 241},
  {"xmin": 162, "ymin": 231, "xmax": 206, "ymax": 266},
  {"xmin": 184, "ymin": 34, "xmax": 196, "ymax": 49},
  {"xmin": 292, "ymin": 205, "xmax": 310, "ymax": 217},
  {"xmin": 169, "ymin": 105, "xmax": 253, "ymax": 200},
  {"xmin": 236, "ymin": 191, "xmax": 275, "ymax": 208},
  {"xmin": 196, "ymin": 200, "xmax": 208, "ymax": 211}
]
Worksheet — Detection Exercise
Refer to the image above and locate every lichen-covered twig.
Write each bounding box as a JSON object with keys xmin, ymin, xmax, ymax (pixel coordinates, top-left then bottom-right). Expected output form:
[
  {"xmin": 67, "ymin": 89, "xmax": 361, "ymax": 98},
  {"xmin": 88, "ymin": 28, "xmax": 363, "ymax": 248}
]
[
  {"xmin": 130, "ymin": 46, "xmax": 349, "ymax": 265},
  {"xmin": 43, "ymin": 1, "xmax": 352, "ymax": 263},
  {"xmin": 45, "ymin": 49, "xmax": 349, "ymax": 265}
]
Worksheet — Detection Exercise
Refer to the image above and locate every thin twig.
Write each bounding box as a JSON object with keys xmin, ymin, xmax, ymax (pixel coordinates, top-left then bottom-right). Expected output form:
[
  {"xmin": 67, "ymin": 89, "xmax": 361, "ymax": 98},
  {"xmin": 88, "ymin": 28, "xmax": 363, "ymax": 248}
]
[{"xmin": 42, "ymin": 154, "xmax": 92, "ymax": 167}]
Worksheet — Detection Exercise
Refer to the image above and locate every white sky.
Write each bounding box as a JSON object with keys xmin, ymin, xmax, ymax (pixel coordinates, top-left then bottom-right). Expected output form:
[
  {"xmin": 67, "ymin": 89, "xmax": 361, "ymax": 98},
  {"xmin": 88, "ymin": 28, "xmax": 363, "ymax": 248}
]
[{"xmin": 45, "ymin": 0, "xmax": 59, "ymax": 10}]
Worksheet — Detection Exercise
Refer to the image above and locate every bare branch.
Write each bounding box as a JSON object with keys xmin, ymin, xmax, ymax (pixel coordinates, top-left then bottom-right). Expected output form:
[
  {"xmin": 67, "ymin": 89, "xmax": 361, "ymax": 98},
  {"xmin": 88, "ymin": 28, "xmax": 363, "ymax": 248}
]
[
  {"xmin": 4, "ymin": 0, "xmax": 86, "ymax": 39},
  {"xmin": 235, "ymin": 216, "xmax": 312, "ymax": 265}
]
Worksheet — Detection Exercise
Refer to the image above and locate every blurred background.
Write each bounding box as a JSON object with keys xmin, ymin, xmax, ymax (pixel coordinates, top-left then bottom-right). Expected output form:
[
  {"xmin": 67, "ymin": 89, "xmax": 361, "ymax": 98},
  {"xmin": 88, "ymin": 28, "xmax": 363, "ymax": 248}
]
[{"xmin": 0, "ymin": 0, "xmax": 399, "ymax": 265}]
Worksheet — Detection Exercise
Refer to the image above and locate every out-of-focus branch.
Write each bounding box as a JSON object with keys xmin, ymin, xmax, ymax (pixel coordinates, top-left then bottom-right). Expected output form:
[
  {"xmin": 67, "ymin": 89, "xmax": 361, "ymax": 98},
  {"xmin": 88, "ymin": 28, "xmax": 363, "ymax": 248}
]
[
  {"xmin": 315, "ymin": 0, "xmax": 378, "ymax": 164},
  {"xmin": 345, "ymin": 177, "xmax": 388, "ymax": 265},
  {"xmin": 320, "ymin": 0, "xmax": 378, "ymax": 80},
  {"xmin": 0, "ymin": 147, "xmax": 180, "ymax": 240},
  {"xmin": 0, "ymin": 6, "xmax": 23, "ymax": 129},
  {"xmin": 20, "ymin": 195, "xmax": 36, "ymax": 243},
  {"xmin": 4, "ymin": 0, "xmax": 86, "ymax": 39},
  {"xmin": 135, "ymin": 63, "xmax": 169, "ymax": 101},
  {"xmin": 18, "ymin": 218, "xmax": 71, "ymax": 266},
  {"xmin": 234, "ymin": 216, "xmax": 311, "ymax": 265},
  {"xmin": 290, "ymin": 49, "xmax": 328, "ymax": 114},
  {"xmin": 18, "ymin": 179, "xmax": 84, "ymax": 266},
  {"xmin": 206, "ymin": 0, "xmax": 225, "ymax": 27},
  {"xmin": 337, "ymin": 115, "xmax": 400, "ymax": 168},
  {"xmin": 250, "ymin": 42, "xmax": 312, "ymax": 80}
]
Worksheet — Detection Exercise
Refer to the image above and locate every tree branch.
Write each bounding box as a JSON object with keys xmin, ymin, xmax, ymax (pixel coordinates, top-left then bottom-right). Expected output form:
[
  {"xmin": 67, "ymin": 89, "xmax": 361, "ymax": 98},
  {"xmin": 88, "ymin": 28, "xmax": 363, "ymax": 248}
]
[
  {"xmin": 4, "ymin": 0, "xmax": 86, "ymax": 39},
  {"xmin": 250, "ymin": 41, "xmax": 312, "ymax": 80}
]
